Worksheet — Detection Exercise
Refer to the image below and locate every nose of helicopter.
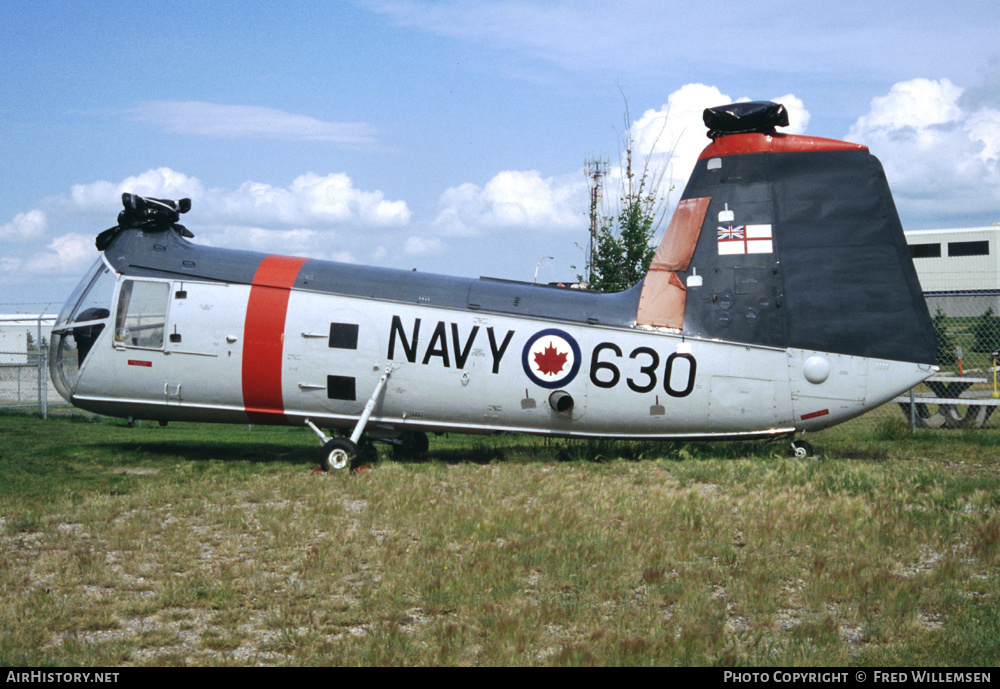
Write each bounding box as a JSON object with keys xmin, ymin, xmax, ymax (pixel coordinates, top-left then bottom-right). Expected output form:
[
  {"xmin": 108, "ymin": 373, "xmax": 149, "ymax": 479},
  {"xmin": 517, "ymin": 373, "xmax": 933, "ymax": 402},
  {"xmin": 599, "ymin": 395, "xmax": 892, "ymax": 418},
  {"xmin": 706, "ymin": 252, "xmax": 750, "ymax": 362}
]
[{"xmin": 49, "ymin": 258, "xmax": 116, "ymax": 401}]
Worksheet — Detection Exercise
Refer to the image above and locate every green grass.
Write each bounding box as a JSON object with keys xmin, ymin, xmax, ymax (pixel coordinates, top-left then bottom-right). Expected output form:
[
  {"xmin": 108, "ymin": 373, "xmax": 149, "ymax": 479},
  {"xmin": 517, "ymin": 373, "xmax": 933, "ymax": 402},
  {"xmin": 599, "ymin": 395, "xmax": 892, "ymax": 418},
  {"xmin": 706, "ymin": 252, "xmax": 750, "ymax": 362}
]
[{"xmin": 1, "ymin": 412, "xmax": 998, "ymax": 666}]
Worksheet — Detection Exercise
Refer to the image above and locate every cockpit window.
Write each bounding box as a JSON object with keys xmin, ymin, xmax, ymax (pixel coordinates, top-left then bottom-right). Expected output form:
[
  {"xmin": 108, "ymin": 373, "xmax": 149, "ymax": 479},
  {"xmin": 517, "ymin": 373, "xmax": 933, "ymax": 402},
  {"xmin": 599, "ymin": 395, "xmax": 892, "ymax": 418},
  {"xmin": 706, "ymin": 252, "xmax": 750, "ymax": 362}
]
[
  {"xmin": 50, "ymin": 259, "xmax": 118, "ymax": 401},
  {"xmin": 56, "ymin": 257, "xmax": 117, "ymax": 328},
  {"xmin": 115, "ymin": 280, "xmax": 170, "ymax": 348}
]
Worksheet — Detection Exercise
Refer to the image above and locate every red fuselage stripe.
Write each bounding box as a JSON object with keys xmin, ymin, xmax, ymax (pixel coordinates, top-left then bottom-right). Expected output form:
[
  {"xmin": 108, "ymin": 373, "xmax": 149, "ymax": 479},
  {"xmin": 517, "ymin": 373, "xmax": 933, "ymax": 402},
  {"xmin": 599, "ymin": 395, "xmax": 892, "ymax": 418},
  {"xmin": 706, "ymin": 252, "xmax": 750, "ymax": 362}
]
[{"xmin": 242, "ymin": 255, "xmax": 308, "ymax": 424}]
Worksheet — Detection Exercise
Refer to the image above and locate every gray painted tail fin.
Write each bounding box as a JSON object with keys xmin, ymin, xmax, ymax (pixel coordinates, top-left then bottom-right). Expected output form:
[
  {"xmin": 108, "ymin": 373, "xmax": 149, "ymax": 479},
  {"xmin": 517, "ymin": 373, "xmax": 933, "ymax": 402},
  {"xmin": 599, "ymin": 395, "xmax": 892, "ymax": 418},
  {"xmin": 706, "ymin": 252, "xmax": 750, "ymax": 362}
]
[{"xmin": 638, "ymin": 105, "xmax": 936, "ymax": 365}]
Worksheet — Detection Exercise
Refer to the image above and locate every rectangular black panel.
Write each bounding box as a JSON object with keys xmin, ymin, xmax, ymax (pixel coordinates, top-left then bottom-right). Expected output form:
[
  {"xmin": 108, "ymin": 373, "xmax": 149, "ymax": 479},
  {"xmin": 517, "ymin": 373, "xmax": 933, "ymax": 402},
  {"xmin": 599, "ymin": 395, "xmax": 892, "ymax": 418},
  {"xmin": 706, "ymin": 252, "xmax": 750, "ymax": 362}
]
[
  {"xmin": 328, "ymin": 323, "xmax": 359, "ymax": 349},
  {"xmin": 327, "ymin": 375, "xmax": 356, "ymax": 401},
  {"xmin": 735, "ymin": 267, "xmax": 768, "ymax": 295}
]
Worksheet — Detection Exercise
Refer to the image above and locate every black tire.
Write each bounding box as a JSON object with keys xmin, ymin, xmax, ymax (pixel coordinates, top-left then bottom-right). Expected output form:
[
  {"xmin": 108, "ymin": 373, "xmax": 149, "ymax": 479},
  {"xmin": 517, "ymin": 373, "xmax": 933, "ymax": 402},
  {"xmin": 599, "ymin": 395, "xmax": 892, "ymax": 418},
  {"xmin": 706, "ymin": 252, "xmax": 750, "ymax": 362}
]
[
  {"xmin": 393, "ymin": 431, "xmax": 429, "ymax": 459},
  {"xmin": 404, "ymin": 431, "xmax": 430, "ymax": 455},
  {"xmin": 320, "ymin": 438, "xmax": 358, "ymax": 472}
]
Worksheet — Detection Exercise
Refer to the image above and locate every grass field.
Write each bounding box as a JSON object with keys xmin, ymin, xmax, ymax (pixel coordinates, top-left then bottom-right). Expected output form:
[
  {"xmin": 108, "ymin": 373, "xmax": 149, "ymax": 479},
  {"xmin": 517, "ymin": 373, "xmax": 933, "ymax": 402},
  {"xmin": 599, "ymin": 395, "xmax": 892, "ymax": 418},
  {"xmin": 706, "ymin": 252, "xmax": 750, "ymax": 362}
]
[{"xmin": 1, "ymin": 412, "xmax": 998, "ymax": 666}]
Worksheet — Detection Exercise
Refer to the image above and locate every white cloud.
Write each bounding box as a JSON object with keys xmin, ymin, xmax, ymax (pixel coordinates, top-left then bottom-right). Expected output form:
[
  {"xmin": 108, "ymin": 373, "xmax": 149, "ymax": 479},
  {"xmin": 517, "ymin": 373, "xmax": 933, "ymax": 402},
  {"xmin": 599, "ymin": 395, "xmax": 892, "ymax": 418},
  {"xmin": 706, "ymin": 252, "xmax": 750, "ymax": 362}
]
[
  {"xmin": 25, "ymin": 234, "xmax": 97, "ymax": 273},
  {"xmin": 846, "ymin": 78, "xmax": 1000, "ymax": 221},
  {"xmin": 61, "ymin": 169, "xmax": 410, "ymax": 229},
  {"xmin": 629, "ymin": 84, "xmax": 731, "ymax": 192},
  {"xmin": 3, "ymin": 168, "xmax": 412, "ymax": 287},
  {"xmin": 68, "ymin": 168, "xmax": 206, "ymax": 214},
  {"xmin": 619, "ymin": 78, "xmax": 999, "ymax": 229},
  {"xmin": 131, "ymin": 101, "xmax": 378, "ymax": 147},
  {"xmin": 0, "ymin": 209, "xmax": 47, "ymax": 241},
  {"xmin": 428, "ymin": 84, "xmax": 814, "ymax": 244},
  {"xmin": 200, "ymin": 226, "xmax": 357, "ymax": 263},
  {"xmin": 208, "ymin": 227, "xmax": 319, "ymax": 254},
  {"xmin": 964, "ymin": 108, "xmax": 1000, "ymax": 164},
  {"xmin": 0, "ymin": 256, "xmax": 21, "ymax": 280},
  {"xmin": 404, "ymin": 235, "xmax": 445, "ymax": 255},
  {"xmin": 290, "ymin": 173, "xmax": 411, "ymax": 226},
  {"xmin": 9, "ymin": 77, "xmax": 999, "ymax": 305},
  {"xmin": 774, "ymin": 94, "xmax": 810, "ymax": 135},
  {"xmin": 850, "ymin": 79, "xmax": 964, "ymax": 135},
  {"xmin": 433, "ymin": 170, "xmax": 586, "ymax": 236},
  {"xmin": 629, "ymin": 85, "xmax": 813, "ymax": 194}
]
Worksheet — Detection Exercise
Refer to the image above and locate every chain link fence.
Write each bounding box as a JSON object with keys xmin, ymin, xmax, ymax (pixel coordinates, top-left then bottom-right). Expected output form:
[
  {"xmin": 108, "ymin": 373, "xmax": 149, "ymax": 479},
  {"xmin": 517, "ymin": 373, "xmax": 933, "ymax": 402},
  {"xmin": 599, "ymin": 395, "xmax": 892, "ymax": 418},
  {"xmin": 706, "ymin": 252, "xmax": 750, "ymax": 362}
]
[
  {"xmin": 4, "ymin": 294, "xmax": 1000, "ymax": 432},
  {"xmin": 867, "ymin": 290, "xmax": 1000, "ymax": 432},
  {"xmin": 0, "ymin": 312, "xmax": 63, "ymax": 417}
]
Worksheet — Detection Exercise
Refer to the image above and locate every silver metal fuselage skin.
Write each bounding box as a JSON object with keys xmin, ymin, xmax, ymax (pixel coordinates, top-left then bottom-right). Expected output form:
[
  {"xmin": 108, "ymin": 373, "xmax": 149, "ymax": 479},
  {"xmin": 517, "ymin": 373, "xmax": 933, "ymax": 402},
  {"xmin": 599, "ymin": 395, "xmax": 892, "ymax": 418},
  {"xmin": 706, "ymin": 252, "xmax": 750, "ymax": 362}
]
[{"xmin": 52, "ymin": 258, "xmax": 934, "ymax": 441}]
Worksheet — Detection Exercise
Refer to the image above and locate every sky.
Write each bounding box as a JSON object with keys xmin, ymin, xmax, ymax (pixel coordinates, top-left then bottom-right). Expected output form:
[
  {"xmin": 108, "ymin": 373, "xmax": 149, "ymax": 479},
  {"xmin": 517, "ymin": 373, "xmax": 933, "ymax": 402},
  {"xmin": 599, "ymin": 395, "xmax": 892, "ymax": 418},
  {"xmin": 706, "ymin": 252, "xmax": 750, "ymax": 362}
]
[{"xmin": 2, "ymin": 0, "xmax": 999, "ymax": 313}]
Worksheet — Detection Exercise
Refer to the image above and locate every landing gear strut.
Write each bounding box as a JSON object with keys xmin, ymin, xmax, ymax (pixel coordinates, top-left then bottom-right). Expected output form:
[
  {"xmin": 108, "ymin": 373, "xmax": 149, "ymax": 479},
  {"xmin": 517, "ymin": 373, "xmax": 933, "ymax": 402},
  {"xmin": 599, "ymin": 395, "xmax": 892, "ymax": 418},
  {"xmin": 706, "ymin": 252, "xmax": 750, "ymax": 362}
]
[{"xmin": 306, "ymin": 364, "xmax": 395, "ymax": 471}]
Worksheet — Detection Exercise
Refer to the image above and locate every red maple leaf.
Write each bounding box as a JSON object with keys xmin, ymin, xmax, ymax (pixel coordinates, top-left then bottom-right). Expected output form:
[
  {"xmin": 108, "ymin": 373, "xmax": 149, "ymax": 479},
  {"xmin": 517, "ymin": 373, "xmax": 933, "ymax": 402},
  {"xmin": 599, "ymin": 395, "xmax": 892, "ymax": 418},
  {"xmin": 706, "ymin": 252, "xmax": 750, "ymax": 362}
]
[{"xmin": 534, "ymin": 343, "xmax": 568, "ymax": 376}]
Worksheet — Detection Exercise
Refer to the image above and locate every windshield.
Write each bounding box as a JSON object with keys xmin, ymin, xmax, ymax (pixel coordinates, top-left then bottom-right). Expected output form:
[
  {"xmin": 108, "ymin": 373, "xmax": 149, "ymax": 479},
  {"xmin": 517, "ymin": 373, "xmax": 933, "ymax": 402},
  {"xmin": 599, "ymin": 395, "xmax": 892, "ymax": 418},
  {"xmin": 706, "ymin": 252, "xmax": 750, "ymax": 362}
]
[
  {"xmin": 50, "ymin": 257, "xmax": 117, "ymax": 401},
  {"xmin": 54, "ymin": 257, "xmax": 117, "ymax": 330}
]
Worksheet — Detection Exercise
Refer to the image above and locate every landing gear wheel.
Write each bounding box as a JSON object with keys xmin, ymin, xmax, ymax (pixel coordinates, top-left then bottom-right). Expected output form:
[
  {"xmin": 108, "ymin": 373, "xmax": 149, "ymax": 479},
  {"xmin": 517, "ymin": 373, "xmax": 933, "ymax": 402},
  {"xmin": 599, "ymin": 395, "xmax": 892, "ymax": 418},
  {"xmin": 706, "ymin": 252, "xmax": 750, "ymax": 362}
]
[
  {"xmin": 791, "ymin": 439, "xmax": 813, "ymax": 459},
  {"xmin": 405, "ymin": 431, "xmax": 430, "ymax": 454},
  {"xmin": 392, "ymin": 431, "xmax": 430, "ymax": 460},
  {"xmin": 320, "ymin": 438, "xmax": 358, "ymax": 472}
]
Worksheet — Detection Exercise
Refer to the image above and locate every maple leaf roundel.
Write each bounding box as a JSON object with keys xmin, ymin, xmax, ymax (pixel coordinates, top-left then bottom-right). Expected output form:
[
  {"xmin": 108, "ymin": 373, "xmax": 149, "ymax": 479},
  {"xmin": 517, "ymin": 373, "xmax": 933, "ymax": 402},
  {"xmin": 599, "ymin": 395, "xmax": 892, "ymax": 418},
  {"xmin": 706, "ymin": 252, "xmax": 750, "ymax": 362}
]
[{"xmin": 521, "ymin": 329, "xmax": 582, "ymax": 389}]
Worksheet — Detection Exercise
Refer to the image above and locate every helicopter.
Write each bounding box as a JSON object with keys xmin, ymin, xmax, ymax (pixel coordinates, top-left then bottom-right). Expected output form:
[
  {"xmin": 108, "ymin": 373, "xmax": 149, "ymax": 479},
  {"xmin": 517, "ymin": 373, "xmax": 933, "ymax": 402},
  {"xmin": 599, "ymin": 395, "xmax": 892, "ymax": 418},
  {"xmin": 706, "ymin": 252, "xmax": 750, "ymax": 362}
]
[{"xmin": 49, "ymin": 101, "xmax": 937, "ymax": 469}]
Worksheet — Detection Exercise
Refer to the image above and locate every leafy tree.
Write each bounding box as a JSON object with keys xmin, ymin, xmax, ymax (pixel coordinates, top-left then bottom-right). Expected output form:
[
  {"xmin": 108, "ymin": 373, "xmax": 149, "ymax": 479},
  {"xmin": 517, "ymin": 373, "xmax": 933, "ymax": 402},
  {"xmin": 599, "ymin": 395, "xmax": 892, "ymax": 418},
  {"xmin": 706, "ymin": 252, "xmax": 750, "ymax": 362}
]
[
  {"xmin": 972, "ymin": 307, "xmax": 1000, "ymax": 353},
  {"xmin": 25, "ymin": 331, "xmax": 48, "ymax": 364},
  {"xmin": 584, "ymin": 100, "xmax": 670, "ymax": 293}
]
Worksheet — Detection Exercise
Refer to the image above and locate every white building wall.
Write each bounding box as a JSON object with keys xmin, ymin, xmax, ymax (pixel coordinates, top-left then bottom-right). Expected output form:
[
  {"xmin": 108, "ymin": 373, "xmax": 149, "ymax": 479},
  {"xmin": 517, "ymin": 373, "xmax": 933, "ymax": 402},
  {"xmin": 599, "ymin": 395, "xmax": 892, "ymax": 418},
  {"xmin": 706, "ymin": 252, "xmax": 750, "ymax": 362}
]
[
  {"xmin": 0, "ymin": 315, "xmax": 55, "ymax": 365},
  {"xmin": 0, "ymin": 328, "xmax": 27, "ymax": 365},
  {"xmin": 905, "ymin": 226, "xmax": 1000, "ymax": 292}
]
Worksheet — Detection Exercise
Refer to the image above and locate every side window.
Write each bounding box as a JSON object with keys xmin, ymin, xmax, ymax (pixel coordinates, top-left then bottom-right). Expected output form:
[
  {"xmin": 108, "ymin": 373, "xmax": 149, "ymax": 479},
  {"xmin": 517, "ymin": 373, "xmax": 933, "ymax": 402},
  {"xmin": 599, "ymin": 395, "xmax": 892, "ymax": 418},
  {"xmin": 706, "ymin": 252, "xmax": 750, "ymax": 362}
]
[{"xmin": 115, "ymin": 280, "xmax": 170, "ymax": 348}]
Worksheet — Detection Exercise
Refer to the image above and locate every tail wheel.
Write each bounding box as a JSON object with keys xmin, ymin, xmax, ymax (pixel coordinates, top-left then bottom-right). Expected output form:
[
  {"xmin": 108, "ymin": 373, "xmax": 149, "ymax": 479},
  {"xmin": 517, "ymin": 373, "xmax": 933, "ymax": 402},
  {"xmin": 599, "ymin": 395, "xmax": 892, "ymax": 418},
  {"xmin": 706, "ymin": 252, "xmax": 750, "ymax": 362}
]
[
  {"xmin": 791, "ymin": 439, "xmax": 814, "ymax": 459},
  {"xmin": 320, "ymin": 438, "xmax": 358, "ymax": 472}
]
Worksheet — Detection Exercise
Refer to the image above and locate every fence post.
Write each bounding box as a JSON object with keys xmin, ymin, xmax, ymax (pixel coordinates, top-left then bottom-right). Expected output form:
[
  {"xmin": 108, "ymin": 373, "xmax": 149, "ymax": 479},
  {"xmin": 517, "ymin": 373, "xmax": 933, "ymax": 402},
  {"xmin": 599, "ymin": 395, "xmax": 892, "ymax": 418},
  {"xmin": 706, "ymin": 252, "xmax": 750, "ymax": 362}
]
[
  {"xmin": 909, "ymin": 387, "xmax": 916, "ymax": 434},
  {"xmin": 37, "ymin": 315, "xmax": 44, "ymax": 418}
]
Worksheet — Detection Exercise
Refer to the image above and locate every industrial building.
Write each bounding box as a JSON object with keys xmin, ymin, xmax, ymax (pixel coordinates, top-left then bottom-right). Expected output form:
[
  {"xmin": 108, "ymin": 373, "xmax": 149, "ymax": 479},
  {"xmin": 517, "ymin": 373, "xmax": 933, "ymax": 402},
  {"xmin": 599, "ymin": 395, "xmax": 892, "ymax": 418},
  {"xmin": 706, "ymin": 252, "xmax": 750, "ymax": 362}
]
[{"xmin": 905, "ymin": 226, "xmax": 1000, "ymax": 316}]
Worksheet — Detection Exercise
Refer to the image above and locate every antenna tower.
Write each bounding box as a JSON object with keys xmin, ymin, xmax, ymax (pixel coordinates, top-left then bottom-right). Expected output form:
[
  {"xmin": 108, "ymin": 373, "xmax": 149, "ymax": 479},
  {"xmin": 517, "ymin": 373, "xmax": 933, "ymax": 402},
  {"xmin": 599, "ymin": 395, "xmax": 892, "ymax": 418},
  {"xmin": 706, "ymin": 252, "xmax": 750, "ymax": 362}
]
[{"xmin": 584, "ymin": 155, "xmax": 608, "ymax": 284}]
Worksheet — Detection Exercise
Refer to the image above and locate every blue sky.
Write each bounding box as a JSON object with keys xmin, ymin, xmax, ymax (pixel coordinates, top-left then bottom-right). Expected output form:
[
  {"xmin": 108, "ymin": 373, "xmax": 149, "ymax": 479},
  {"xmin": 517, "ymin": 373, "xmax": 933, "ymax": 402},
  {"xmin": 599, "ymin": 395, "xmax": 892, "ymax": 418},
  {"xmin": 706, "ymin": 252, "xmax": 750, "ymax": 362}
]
[{"xmin": 2, "ymin": 0, "xmax": 999, "ymax": 312}]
